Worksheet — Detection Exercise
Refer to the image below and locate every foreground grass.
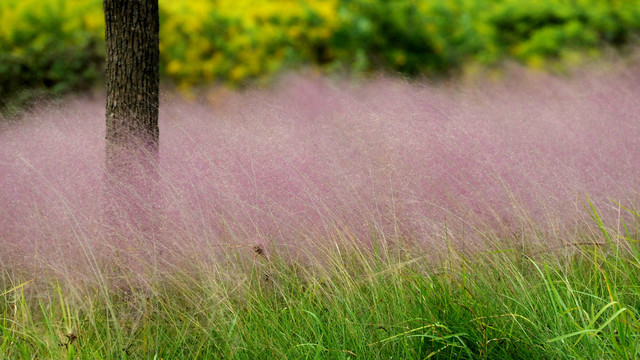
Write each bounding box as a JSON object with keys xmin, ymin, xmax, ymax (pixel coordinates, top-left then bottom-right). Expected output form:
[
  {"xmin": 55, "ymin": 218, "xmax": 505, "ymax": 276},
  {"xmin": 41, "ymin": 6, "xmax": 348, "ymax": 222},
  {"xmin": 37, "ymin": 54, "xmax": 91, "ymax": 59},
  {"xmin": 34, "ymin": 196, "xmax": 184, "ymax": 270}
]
[{"xmin": 2, "ymin": 205, "xmax": 640, "ymax": 360}]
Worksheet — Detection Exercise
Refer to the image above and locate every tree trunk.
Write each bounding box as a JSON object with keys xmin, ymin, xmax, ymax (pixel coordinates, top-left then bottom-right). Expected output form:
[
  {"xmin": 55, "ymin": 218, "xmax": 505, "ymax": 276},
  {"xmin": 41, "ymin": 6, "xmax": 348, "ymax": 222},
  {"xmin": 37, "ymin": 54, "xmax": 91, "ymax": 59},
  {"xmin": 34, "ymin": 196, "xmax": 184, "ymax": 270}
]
[
  {"xmin": 104, "ymin": 0, "xmax": 159, "ymax": 156},
  {"xmin": 103, "ymin": 0, "xmax": 160, "ymax": 246}
]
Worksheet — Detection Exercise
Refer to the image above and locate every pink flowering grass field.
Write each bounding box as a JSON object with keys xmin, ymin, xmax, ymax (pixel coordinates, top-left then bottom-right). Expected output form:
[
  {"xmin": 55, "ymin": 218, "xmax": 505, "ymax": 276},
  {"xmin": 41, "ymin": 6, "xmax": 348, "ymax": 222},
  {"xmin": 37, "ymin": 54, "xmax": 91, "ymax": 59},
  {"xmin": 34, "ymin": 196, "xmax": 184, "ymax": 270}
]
[{"xmin": 1, "ymin": 67, "xmax": 640, "ymax": 358}]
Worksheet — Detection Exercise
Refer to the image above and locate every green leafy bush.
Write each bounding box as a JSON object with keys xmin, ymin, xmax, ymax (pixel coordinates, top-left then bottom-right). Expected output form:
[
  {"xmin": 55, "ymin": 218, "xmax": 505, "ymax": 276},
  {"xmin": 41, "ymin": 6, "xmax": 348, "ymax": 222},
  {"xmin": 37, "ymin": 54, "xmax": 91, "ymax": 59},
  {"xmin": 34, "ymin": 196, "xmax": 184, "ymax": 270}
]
[
  {"xmin": 486, "ymin": 0, "xmax": 640, "ymax": 68},
  {"xmin": 0, "ymin": 0, "xmax": 104, "ymax": 110}
]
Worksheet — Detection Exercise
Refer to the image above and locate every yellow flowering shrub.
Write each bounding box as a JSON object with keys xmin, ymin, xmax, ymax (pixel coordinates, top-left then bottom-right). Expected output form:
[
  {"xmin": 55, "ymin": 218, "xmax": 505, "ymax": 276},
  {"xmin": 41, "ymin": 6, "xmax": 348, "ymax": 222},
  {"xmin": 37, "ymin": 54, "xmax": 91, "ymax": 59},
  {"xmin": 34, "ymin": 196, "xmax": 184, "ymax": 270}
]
[{"xmin": 158, "ymin": 0, "xmax": 340, "ymax": 88}]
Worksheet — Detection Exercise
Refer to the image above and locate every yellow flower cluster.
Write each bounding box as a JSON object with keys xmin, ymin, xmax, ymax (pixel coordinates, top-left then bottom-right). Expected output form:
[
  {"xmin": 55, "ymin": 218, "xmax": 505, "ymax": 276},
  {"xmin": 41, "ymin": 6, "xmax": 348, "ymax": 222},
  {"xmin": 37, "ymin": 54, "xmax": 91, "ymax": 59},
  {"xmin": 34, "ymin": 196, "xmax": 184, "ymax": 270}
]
[{"xmin": 158, "ymin": 0, "xmax": 339, "ymax": 89}]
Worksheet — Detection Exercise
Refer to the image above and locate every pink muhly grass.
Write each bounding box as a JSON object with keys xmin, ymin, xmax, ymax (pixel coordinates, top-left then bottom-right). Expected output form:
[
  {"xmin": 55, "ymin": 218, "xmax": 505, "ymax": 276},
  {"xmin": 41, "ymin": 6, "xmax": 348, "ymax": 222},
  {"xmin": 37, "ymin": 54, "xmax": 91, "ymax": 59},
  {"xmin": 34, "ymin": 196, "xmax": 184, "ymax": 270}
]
[{"xmin": 0, "ymin": 66, "xmax": 639, "ymax": 280}]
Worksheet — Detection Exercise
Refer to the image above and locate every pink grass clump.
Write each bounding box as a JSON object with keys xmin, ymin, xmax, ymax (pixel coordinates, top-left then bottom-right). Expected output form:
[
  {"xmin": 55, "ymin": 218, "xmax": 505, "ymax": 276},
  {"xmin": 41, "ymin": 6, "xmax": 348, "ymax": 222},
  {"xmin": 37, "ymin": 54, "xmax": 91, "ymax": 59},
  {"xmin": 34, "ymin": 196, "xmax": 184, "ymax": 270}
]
[{"xmin": 1, "ymin": 66, "xmax": 639, "ymax": 278}]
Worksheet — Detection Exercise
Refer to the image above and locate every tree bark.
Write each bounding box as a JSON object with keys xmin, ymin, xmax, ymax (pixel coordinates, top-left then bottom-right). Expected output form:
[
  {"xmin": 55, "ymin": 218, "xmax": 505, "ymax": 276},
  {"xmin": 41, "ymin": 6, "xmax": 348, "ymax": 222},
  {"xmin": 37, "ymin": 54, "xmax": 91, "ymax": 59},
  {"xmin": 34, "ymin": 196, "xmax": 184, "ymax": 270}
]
[
  {"xmin": 103, "ymin": 0, "xmax": 160, "ymax": 245},
  {"xmin": 104, "ymin": 0, "xmax": 159, "ymax": 160}
]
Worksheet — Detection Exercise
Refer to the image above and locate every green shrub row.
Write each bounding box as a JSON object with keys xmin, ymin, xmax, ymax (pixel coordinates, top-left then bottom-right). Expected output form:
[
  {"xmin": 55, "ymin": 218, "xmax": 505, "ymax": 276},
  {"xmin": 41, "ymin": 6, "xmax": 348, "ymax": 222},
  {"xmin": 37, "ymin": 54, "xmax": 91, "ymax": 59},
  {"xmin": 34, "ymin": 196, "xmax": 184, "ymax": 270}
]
[
  {"xmin": 0, "ymin": 0, "xmax": 104, "ymax": 110},
  {"xmin": 1, "ymin": 0, "xmax": 639, "ymax": 107}
]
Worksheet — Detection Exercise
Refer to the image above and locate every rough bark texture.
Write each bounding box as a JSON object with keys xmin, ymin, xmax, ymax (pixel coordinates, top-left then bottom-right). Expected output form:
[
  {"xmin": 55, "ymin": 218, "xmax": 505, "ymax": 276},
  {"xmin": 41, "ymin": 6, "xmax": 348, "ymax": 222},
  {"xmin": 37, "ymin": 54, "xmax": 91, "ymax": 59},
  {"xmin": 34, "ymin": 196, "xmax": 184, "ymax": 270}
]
[
  {"xmin": 103, "ymin": 0, "xmax": 160, "ymax": 243},
  {"xmin": 104, "ymin": 0, "xmax": 159, "ymax": 162}
]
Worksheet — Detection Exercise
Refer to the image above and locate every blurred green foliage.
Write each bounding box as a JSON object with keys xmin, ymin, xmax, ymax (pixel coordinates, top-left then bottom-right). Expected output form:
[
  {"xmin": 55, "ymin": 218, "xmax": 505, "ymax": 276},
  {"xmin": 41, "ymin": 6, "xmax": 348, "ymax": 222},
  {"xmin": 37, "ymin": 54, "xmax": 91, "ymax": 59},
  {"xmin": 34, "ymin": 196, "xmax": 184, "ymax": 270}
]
[
  {"xmin": 0, "ymin": 0, "xmax": 104, "ymax": 111},
  {"xmin": 1, "ymin": 0, "xmax": 639, "ymax": 107}
]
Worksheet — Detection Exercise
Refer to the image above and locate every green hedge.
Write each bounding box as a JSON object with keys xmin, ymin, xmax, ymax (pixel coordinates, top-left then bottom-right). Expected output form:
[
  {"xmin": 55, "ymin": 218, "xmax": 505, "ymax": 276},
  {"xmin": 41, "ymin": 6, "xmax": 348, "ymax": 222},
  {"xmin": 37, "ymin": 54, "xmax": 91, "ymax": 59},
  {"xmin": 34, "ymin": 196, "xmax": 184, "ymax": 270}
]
[
  {"xmin": 1, "ymin": 0, "xmax": 639, "ymax": 108},
  {"xmin": 0, "ymin": 0, "xmax": 104, "ymax": 110}
]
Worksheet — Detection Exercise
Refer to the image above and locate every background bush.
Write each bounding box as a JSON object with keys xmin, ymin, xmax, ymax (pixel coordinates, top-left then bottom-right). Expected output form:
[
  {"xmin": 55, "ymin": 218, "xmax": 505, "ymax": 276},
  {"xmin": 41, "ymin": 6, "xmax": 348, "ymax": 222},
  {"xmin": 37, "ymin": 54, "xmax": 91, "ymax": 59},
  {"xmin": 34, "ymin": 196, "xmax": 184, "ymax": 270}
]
[
  {"xmin": 1, "ymin": 0, "xmax": 639, "ymax": 107},
  {"xmin": 0, "ymin": 0, "xmax": 104, "ymax": 110}
]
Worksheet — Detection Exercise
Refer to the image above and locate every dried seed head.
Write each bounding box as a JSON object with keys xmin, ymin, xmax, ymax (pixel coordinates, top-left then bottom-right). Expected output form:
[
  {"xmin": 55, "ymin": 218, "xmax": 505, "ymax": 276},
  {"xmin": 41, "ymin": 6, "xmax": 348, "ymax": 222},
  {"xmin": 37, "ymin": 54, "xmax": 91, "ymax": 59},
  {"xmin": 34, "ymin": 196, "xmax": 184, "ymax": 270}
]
[{"xmin": 253, "ymin": 245, "xmax": 265, "ymax": 256}]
